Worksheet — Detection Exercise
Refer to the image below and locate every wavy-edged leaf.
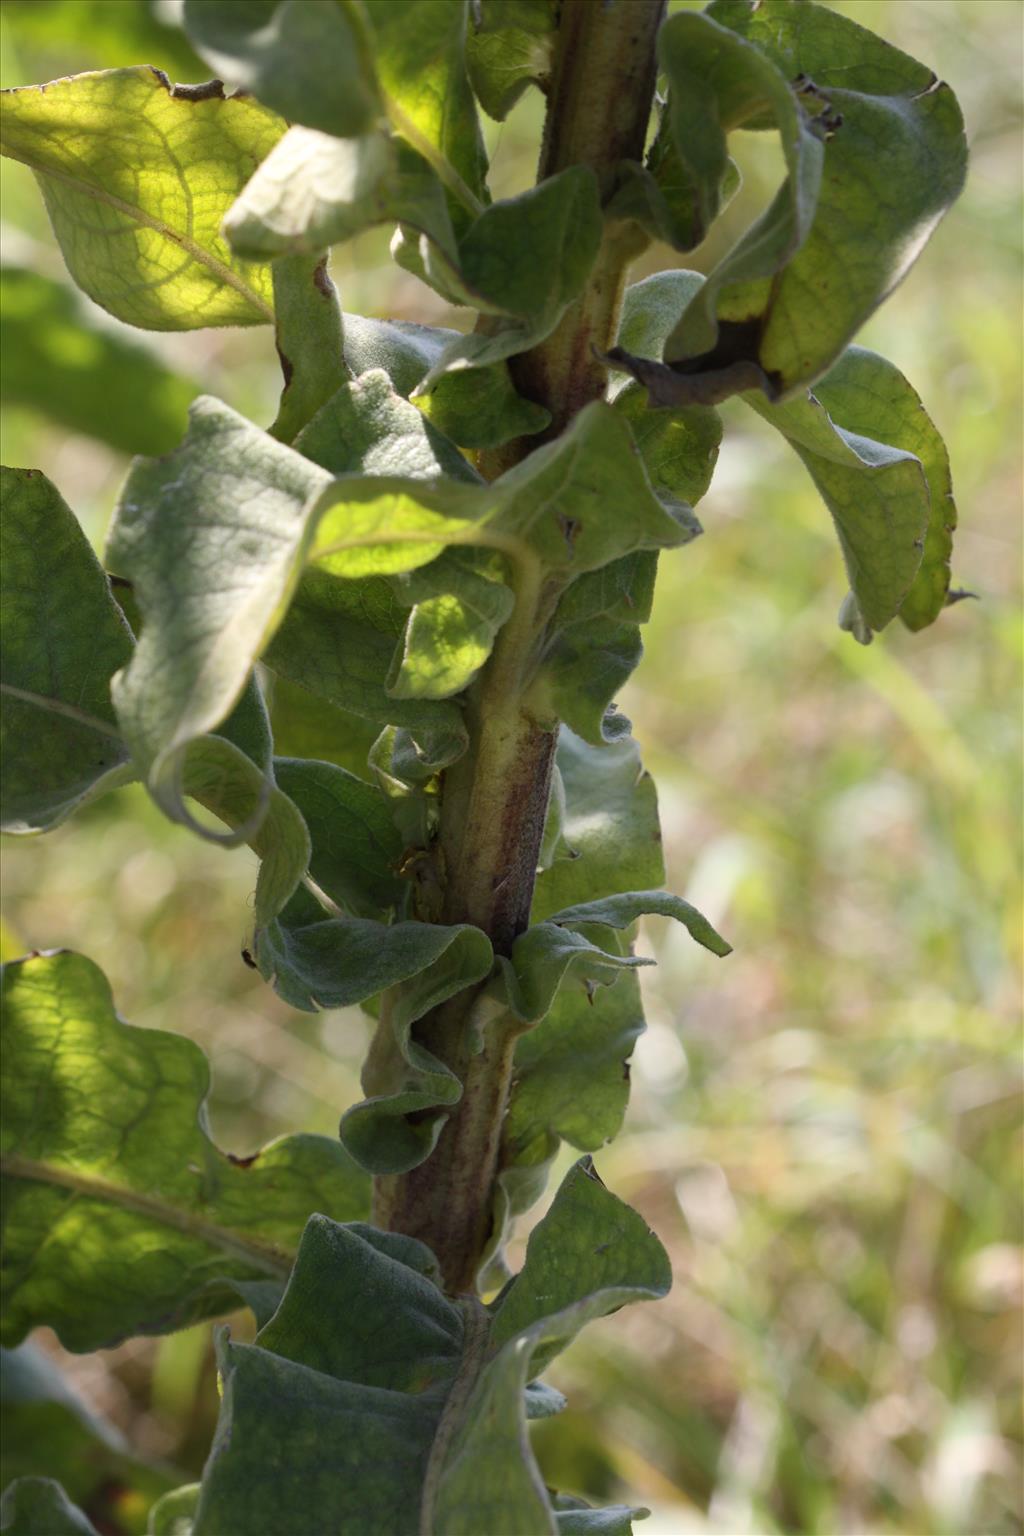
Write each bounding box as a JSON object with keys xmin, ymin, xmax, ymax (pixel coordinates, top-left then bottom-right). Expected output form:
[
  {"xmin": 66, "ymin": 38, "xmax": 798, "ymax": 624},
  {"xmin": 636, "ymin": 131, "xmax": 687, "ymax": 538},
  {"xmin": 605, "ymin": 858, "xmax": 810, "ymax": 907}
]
[
  {"xmin": 0, "ymin": 467, "xmax": 134, "ymax": 834},
  {"xmin": 182, "ymin": 0, "xmax": 381, "ymax": 138},
  {"xmin": 343, "ymin": 312, "xmax": 551, "ymax": 450},
  {"xmin": 549, "ymin": 890, "xmax": 733, "ymax": 959},
  {"xmin": 532, "ymin": 619, "xmax": 644, "ymax": 746},
  {"xmin": 0, "ymin": 68, "xmax": 282, "ymax": 329},
  {"xmin": 753, "ymin": 345, "xmax": 957, "ymax": 633},
  {"xmin": 0, "ymin": 1478, "xmax": 99, "ymax": 1536},
  {"xmin": 665, "ymin": 0, "xmax": 966, "ymax": 394},
  {"xmin": 1, "ymin": 1344, "xmax": 173, "ymax": 1536},
  {"xmin": 0, "ymin": 951, "xmax": 369, "ymax": 1351},
  {"xmin": 294, "ymin": 367, "xmax": 478, "ymax": 485},
  {"xmin": 388, "ymin": 551, "xmax": 514, "ymax": 700},
  {"xmin": 189, "ymin": 1160, "xmax": 667, "ymax": 1535},
  {"xmin": 268, "ymin": 252, "xmax": 347, "ymax": 444},
  {"xmin": 272, "ymin": 757, "xmax": 404, "ymax": 920},
  {"xmin": 502, "ymin": 921, "xmax": 650, "ymax": 1027},
  {"xmin": 413, "ymin": 166, "xmax": 603, "ymax": 384},
  {"xmin": 746, "ymin": 346, "xmax": 942, "ymax": 635},
  {"xmin": 465, "ymin": 0, "xmax": 555, "ymax": 121},
  {"xmin": 266, "ymin": 674, "xmax": 379, "ymax": 780},
  {"xmin": 106, "ymin": 396, "xmax": 328, "ymax": 829},
  {"xmin": 147, "ymin": 1485, "xmax": 200, "ymax": 1536},
  {"xmin": 506, "ymin": 968, "xmax": 646, "ymax": 1163},
  {"xmin": 533, "ymin": 729, "xmax": 664, "ymax": 921},
  {"xmin": 0, "ymin": 266, "xmax": 199, "ymax": 454}
]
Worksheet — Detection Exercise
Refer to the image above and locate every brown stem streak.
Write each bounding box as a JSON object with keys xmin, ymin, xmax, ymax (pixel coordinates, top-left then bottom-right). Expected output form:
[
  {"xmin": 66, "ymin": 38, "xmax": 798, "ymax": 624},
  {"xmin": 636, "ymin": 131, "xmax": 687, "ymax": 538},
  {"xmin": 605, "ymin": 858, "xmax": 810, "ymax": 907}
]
[{"xmin": 373, "ymin": 0, "xmax": 666, "ymax": 1293}]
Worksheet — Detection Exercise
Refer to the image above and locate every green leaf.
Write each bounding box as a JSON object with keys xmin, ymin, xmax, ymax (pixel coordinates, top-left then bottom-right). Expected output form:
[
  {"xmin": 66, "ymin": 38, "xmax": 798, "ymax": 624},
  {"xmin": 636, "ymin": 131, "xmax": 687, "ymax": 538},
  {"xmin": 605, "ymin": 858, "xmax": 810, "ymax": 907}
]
[
  {"xmin": 1, "ymin": 0, "xmax": 207, "ymax": 79},
  {"xmin": 388, "ymin": 551, "xmax": 514, "ymax": 700},
  {"xmin": 342, "ymin": 311, "xmax": 550, "ymax": 450},
  {"xmin": 294, "ymin": 367, "xmax": 478, "ymax": 485},
  {"xmin": 255, "ymin": 912, "xmax": 493, "ymax": 1172},
  {"xmin": 549, "ymin": 890, "xmax": 733, "ymax": 959},
  {"xmin": 533, "ymin": 729, "xmax": 665, "ymax": 921},
  {"xmin": 0, "ymin": 266, "xmax": 200, "ymax": 454},
  {"xmin": 182, "ymin": 0, "xmax": 381, "ymax": 138},
  {"xmin": 553, "ymin": 1494, "xmax": 648, "ymax": 1535},
  {"xmin": 0, "ymin": 466, "xmax": 134, "ymax": 834},
  {"xmin": 506, "ymin": 967, "xmax": 646, "ymax": 1160},
  {"xmin": 106, "ymin": 396, "xmax": 329, "ymax": 830},
  {"xmin": 0, "ymin": 1479, "xmax": 100, "ymax": 1536},
  {"xmin": 766, "ymin": 345, "xmax": 957, "ymax": 633},
  {"xmin": 502, "ymin": 921, "xmax": 650, "ymax": 1027},
  {"xmin": 532, "ymin": 618, "xmax": 644, "ymax": 745},
  {"xmin": 665, "ymin": 0, "xmax": 967, "ymax": 394},
  {"xmin": 266, "ymin": 674, "xmax": 380, "ymax": 780},
  {"xmin": 607, "ymin": 109, "xmax": 741, "ymax": 254},
  {"xmin": 1, "ymin": 1344, "xmax": 173, "ymax": 1536},
  {"xmin": 147, "ymin": 1485, "xmax": 200, "ymax": 1536},
  {"xmin": 272, "ymin": 757, "xmax": 405, "ymax": 919},
  {"xmin": 364, "ymin": 0, "xmax": 488, "ymax": 222},
  {"xmin": 745, "ymin": 346, "xmax": 939, "ymax": 634},
  {"xmin": 0, "ymin": 951, "xmax": 369, "ymax": 1351},
  {"xmin": 413, "ymin": 166, "xmax": 603, "ymax": 385},
  {"xmin": 465, "ymin": 1, "xmax": 554, "ymax": 121},
  {"xmin": 268, "ymin": 253, "xmax": 348, "ymax": 444},
  {"xmin": 0, "ymin": 68, "xmax": 282, "ymax": 329},
  {"xmin": 187, "ymin": 1160, "xmax": 667, "ymax": 1535}
]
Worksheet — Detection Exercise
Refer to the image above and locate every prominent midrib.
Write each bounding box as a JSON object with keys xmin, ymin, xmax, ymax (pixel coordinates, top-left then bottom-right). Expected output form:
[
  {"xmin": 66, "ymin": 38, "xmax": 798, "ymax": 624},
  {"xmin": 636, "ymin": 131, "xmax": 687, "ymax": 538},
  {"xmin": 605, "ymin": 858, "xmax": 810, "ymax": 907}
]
[
  {"xmin": 1, "ymin": 1154, "xmax": 294, "ymax": 1278},
  {"xmin": 6, "ymin": 150, "xmax": 274, "ymax": 322},
  {"xmin": 0, "ymin": 682, "xmax": 125, "ymax": 741}
]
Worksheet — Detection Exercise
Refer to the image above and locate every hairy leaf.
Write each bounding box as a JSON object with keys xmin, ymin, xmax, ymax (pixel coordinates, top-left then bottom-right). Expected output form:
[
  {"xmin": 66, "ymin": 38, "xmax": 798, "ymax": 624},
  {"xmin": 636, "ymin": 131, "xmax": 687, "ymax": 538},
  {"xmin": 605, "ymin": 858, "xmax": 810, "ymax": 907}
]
[
  {"xmin": 0, "ymin": 467, "xmax": 134, "ymax": 833},
  {"xmin": 272, "ymin": 757, "xmax": 404, "ymax": 919},
  {"xmin": 746, "ymin": 346, "xmax": 945, "ymax": 634},
  {"xmin": 502, "ymin": 921, "xmax": 650, "ymax": 1026},
  {"xmin": 189, "ymin": 1160, "xmax": 667, "ymax": 1535},
  {"xmin": 388, "ymin": 552, "xmax": 514, "ymax": 700},
  {"xmin": 549, "ymin": 890, "xmax": 732, "ymax": 958},
  {"xmin": 266, "ymin": 674, "xmax": 379, "ymax": 780},
  {"xmin": 663, "ymin": 0, "xmax": 966, "ymax": 394},
  {"xmin": 106, "ymin": 396, "xmax": 328, "ymax": 828},
  {"xmin": 465, "ymin": 0, "xmax": 554, "ymax": 121},
  {"xmin": 0, "ymin": 68, "xmax": 282, "ymax": 329},
  {"xmin": 294, "ymin": 367, "xmax": 478, "ymax": 485},
  {"xmin": 182, "ymin": 0, "xmax": 381, "ymax": 138},
  {"xmin": 0, "ymin": 951, "xmax": 368, "ymax": 1350},
  {"xmin": 268, "ymin": 253, "xmax": 348, "ymax": 444},
  {"xmin": 0, "ymin": 266, "xmax": 199, "ymax": 454},
  {"xmin": 533, "ymin": 730, "xmax": 664, "ymax": 921}
]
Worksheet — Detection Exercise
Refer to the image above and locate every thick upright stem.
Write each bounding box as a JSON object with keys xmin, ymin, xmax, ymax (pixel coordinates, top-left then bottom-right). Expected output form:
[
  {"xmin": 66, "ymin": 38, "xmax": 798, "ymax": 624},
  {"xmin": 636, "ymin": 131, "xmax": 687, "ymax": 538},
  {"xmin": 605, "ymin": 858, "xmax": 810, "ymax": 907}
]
[{"xmin": 373, "ymin": 0, "xmax": 666, "ymax": 1292}]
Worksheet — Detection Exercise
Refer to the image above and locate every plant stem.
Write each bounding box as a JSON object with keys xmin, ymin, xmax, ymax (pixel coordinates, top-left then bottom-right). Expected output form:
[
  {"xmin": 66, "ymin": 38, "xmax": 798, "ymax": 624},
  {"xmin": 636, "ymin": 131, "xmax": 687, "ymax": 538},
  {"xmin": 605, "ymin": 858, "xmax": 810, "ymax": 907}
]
[{"xmin": 373, "ymin": 0, "xmax": 666, "ymax": 1293}]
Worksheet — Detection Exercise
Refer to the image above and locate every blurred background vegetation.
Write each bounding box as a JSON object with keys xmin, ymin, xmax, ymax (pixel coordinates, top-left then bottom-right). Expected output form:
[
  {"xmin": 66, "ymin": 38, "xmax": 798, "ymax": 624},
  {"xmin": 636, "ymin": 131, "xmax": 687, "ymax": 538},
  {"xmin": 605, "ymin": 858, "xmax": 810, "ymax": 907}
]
[{"xmin": 1, "ymin": 2, "xmax": 1020, "ymax": 1532}]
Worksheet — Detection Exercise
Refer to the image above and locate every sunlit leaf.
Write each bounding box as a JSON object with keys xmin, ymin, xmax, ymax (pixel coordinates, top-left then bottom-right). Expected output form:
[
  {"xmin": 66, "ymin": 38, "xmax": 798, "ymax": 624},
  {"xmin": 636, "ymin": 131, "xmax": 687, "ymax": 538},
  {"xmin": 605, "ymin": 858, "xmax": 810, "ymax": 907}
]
[
  {"xmin": 0, "ymin": 951, "xmax": 369, "ymax": 1351},
  {"xmin": 268, "ymin": 253, "xmax": 347, "ymax": 444},
  {"xmin": 0, "ymin": 466, "xmax": 134, "ymax": 834},
  {"xmin": 0, "ymin": 68, "xmax": 282, "ymax": 329},
  {"xmin": 465, "ymin": 0, "xmax": 554, "ymax": 121}
]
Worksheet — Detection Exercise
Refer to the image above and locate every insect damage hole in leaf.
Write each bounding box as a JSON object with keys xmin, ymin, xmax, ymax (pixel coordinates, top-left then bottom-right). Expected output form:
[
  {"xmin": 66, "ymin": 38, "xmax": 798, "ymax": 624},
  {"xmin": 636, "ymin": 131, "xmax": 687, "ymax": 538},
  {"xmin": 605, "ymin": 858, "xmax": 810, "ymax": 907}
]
[{"xmin": 0, "ymin": 0, "xmax": 969, "ymax": 1531}]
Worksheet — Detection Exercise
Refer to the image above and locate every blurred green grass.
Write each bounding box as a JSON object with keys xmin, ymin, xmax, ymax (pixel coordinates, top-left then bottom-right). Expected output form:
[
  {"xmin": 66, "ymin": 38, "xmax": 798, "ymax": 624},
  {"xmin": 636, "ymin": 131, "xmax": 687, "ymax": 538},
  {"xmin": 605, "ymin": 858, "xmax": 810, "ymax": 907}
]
[{"xmin": 1, "ymin": 2, "xmax": 1021, "ymax": 1532}]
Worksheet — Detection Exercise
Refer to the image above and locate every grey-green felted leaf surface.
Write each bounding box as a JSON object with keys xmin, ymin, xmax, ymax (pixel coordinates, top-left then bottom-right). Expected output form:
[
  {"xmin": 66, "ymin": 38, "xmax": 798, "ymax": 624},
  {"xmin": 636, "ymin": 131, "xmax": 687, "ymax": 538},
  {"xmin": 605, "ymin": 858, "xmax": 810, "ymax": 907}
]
[
  {"xmin": 294, "ymin": 368, "xmax": 478, "ymax": 485},
  {"xmin": 654, "ymin": 7, "xmax": 823, "ymax": 368},
  {"xmin": 0, "ymin": 1479, "xmax": 100, "ymax": 1536},
  {"xmin": 0, "ymin": 68, "xmax": 282, "ymax": 330},
  {"xmin": 745, "ymin": 346, "xmax": 942, "ymax": 635},
  {"xmin": 533, "ymin": 730, "xmax": 665, "ymax": 922},
  {"xmin": 465, "ymin": 0, "xmax": 554, "ymax": 121},
  {"xmin": 506, "ymin": 967, "xmax": 646, "ymax": 1161},
  {"xmin": 553, "ymin": 1498, "xmax": 648, "ymax": 1535},
  {"xmin": 182, "ymin": 0, "xmax": 381, "ymax": 138},
  {"xmin": 106, "ymin": 396, "xmax": 329, "ymax": 833},
  {"xmin": 502, "ymin": 921, "xmax": 651, "ymax": 1027},
  {"xmin": 189, "ymin": 1160, "xmax": 666, "ymax": 1535},
  {"xmin": 1, "ymin": 1344, "xmax": 174, "ymax": 1536},
  {"xmin": 0, "ymin": 266, "xmax": 200, "ymax": 454},
  {"xmin": 271, "ymin": 757, "xmax": 404, "ymax": 920},
  {"xmin": 388, "ymin": 551, "xmax": 514, "ymax": 701},
  {"xmin": 268, "ymin": 253, "xmax": 348, "ymax": 445},
  {"xmin": 754, "ymin": 345, "xmax": 957, "ymax": 632},
  {"xmin": 341, "ymin": 312, "xmax": 550, "ymax": 451},
  {"xmin": 0, "ymin": 951, "xmax": 368, "ymax": 1351},
  {"xmin": 225, "ymin": 127, "xmax": 458, "ymax": 267},
  {"xmin": 549, "ymin": 891, "xmax": 733, "ymax": 960},
  {"xmin": 533, "ymin": 618, "xmax": 644, "ymax": 746},
  {"xmin": 607, "ymin": 104, "xmax": 741, "ymax": 256},
  {"xmin": 266, "ymin": 674, "xmax": 380, "ymax": 780},
  {"xmin": 665, "ymin": 0, "xmax": 966, "ymax": 395},
  {"xmin": 264, "ymin": 577, "xmax": 469, "ymax": 764},
  {"xmin": 364, "ymin": 0, "xmax": 488, "ymax": 224},
  {"xmin": 0, "ymin": 467, "xmax": 134, "ymax": 834},
  {"xmin": 414, "ymin": 166, "xmax": 603, "ymax": 385}
]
